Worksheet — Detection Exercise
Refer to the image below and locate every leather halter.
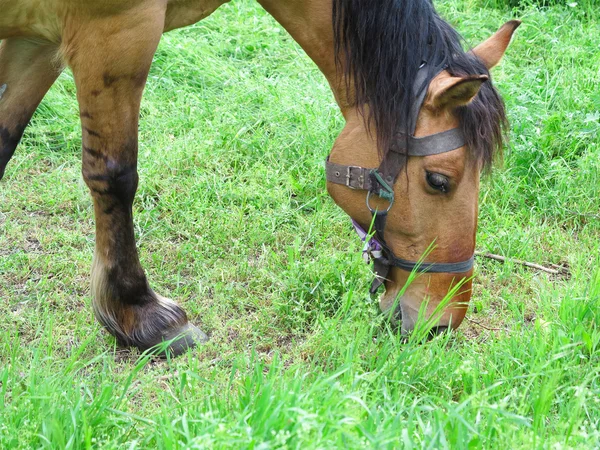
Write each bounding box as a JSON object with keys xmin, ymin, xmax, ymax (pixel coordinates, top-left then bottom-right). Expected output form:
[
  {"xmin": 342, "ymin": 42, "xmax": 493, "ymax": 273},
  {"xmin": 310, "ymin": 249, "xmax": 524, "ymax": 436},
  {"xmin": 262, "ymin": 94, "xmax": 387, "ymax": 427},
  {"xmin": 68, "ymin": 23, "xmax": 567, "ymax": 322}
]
[{"xmin": 326, "ymin": 65, "xmax": 475, "ymax": 293}]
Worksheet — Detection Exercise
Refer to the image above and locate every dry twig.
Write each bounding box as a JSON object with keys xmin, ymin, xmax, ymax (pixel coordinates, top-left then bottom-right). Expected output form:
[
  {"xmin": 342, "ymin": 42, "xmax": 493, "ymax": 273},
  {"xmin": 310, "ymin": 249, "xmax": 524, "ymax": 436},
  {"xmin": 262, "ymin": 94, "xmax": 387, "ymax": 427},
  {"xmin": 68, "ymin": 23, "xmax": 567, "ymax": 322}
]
[
  {"xmin": 475, "ymin": 251, "xmax": 569, "ymax": 276},
  {"xmin": 465, "ymin": 316, "xmax": 509, "ymax": 332}
]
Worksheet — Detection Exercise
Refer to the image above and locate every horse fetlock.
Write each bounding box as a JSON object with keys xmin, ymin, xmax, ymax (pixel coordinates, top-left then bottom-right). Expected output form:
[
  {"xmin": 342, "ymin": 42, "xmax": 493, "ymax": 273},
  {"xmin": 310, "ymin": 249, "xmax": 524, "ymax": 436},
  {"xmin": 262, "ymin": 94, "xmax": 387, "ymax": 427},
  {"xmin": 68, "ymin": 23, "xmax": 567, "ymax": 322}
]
[{"xmin": 91, "ymin": 261, "xmax": 207, "ymax": 355}]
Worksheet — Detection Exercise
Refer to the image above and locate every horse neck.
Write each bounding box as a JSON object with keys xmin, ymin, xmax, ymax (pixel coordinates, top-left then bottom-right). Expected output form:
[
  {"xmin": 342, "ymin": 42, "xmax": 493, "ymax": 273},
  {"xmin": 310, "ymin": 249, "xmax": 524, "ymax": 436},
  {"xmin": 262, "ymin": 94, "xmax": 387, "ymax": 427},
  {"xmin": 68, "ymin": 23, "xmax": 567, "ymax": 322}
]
[{"xmin": 257, "ymin": 0, "xmax": 354, "ymax": 117}]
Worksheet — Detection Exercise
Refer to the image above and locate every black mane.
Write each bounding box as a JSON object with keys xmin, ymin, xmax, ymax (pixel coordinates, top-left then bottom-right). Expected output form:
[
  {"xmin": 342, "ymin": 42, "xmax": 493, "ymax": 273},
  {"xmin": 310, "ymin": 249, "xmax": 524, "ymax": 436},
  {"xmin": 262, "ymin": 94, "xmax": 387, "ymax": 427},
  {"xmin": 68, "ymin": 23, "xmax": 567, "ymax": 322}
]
[{"xmin": 332, "ymin": 0, "xmax": 507, "ymax": 169}]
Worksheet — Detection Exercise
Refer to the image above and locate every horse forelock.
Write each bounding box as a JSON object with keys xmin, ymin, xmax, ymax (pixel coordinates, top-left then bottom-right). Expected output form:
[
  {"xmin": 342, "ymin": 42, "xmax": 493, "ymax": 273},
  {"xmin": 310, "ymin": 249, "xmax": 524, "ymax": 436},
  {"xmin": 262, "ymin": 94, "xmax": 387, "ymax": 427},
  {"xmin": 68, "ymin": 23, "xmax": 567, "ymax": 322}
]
[{"xmin": 332, "ymin": 0, "xmax": 507, "ymax": 170}]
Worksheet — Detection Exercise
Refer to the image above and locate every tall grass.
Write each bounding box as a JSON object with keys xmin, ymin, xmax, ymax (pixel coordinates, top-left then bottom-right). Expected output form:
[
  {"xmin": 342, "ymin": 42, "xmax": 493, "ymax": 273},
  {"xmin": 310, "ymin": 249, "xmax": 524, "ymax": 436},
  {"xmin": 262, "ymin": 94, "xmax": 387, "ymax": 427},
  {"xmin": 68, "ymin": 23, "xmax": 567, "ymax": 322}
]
[
  {"xmin": 1, "ymin": 0, "xmax": 599, "ymax": 448},
  {"xmin": 480, "ymin": 0, "xmax": 597, "ymax": 11}
]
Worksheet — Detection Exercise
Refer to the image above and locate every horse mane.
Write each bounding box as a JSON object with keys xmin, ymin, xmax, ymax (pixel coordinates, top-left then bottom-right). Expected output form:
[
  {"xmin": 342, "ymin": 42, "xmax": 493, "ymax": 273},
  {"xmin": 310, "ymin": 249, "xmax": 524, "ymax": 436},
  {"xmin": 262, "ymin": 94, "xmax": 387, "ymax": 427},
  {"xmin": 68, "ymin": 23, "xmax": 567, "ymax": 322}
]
[{"xmin": 332, "ymin": 0, "xmax": 508, "ymax": 170}]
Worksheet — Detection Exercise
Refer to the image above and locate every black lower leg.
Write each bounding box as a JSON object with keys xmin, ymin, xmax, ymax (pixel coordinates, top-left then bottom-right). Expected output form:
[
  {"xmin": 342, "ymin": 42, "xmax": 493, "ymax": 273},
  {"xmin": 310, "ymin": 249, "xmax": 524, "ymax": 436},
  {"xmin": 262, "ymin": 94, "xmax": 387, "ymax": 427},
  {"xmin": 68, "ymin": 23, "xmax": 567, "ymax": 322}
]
[
  {"xmin": 0, "ymin": 119, "xmax": 28, "ymax": 180},
  {"xmin": 0, "ymin": 39, "xmax": 62, "ymax": 180}
]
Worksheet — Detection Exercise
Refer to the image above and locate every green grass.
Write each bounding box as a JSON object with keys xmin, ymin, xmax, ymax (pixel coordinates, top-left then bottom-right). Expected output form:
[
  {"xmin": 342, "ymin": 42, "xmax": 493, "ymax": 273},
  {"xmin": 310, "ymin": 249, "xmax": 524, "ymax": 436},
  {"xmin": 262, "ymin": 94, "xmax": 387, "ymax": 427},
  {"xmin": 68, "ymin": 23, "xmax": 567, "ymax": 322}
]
[
  {"xmin": 481, "ymin": 0, "xmax": 597, "ymax": 11},
  {"xmin": 1, "ymin": 1, "xmax": 599, "ymax": 448}
]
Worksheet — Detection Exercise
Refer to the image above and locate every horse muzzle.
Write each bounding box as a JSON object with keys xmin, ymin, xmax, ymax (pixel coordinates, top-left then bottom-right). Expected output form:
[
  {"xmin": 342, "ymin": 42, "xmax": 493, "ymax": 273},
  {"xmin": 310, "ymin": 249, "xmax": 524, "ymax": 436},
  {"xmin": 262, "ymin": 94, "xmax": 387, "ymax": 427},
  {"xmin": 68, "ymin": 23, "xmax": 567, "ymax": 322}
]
[{"xmin": 380, "ymin": 277, "xmax": 472, "ymax": 335}]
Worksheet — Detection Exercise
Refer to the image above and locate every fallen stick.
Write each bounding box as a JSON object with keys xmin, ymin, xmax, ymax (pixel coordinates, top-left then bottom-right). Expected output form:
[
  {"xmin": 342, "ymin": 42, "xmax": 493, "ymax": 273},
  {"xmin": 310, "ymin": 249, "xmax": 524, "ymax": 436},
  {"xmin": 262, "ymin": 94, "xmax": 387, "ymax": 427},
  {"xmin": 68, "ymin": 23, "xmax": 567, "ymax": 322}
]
[
  {"xmin": 566, "ymin": 210, "xmax": 600, "ymax": 220},
  {"xmin": 465, "ymin": 316, "xmax": 508, "ymax": 332},
  {"xmin": 475, "ymin": 251, "xmax": 569, "ymax": 276}
]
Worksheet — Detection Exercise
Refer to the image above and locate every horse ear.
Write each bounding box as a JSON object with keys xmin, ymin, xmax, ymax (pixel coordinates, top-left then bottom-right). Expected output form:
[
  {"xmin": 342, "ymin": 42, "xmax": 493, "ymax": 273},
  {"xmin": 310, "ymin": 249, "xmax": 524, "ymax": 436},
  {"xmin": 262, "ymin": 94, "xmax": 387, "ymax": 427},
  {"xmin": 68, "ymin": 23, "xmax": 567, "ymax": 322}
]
[
  {"xmin": 428, "ymin": 75, "xmax": 488, "ymax": 110},
  {"xmin": 471, "ymin": 20, "xmax": 521, "ymax": 69}
]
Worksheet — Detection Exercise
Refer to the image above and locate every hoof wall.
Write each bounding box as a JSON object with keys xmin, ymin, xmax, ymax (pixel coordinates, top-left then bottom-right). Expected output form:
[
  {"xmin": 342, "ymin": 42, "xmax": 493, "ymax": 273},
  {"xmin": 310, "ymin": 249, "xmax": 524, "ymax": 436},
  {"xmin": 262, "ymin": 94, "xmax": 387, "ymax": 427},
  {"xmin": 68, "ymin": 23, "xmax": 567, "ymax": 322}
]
[{"xmin": 155, "ymin": 323, "xmax": 208, "ymax": 357}]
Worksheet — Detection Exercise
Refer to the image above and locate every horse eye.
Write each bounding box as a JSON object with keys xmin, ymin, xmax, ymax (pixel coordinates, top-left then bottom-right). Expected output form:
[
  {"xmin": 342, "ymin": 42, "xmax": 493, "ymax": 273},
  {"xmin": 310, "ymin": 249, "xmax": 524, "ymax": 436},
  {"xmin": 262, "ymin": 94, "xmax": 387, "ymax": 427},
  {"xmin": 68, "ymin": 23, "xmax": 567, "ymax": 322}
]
[{"xmin": 426, "ymin": 172, "xmax": 450, "ymax": 193}]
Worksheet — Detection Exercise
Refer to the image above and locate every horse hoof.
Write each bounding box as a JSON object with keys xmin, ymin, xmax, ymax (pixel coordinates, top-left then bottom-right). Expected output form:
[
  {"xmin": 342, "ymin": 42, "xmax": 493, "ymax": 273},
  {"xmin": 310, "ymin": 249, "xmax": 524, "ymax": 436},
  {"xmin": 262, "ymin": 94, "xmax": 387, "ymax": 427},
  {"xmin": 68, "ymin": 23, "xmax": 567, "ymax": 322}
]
[
  {"xmin": 91, "ymin": 281, "xmax": 208, "ymax": 357},
  {"xmin": 158, "ymin": 323, "xmax": 209, "ymax": 357}
]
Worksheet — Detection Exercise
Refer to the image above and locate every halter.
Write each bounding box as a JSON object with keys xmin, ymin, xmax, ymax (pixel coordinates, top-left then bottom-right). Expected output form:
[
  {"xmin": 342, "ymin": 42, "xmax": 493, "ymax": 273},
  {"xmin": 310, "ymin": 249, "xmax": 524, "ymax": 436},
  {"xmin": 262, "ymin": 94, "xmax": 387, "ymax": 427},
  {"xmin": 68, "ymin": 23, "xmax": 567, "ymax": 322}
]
[{"xmin": 326, "ymin": 64, "xmax": 475, "ymax": 293}]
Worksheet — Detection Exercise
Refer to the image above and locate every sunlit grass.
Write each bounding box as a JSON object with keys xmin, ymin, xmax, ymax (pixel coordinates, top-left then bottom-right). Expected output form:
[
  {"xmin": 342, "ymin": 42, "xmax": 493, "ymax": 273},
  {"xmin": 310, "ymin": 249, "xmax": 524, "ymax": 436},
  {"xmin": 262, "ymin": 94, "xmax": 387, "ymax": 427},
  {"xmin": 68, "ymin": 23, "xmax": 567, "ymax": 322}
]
[{"xmin": 1, "ymin": 0, "xmax": 599, "ymax": 448}]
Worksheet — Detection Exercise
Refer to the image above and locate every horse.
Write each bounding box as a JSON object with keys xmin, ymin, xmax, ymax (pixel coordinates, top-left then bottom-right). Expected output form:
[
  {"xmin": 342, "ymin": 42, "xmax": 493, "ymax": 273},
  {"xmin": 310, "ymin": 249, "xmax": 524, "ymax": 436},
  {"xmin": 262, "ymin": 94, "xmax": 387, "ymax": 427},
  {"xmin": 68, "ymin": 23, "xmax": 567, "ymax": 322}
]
[{"xmin": 0, "ymin": 0, "xmax": 519, "ymax": 355}]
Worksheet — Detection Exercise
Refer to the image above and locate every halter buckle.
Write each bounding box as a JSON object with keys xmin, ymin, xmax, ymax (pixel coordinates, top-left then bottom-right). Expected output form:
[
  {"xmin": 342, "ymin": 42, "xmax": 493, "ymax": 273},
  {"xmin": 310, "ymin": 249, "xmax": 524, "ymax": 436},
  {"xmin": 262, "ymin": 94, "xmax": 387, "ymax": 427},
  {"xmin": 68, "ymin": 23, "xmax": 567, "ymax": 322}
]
[{"xmin": 345, "ymin": 166, "xmax": 366, "ymax": 190}]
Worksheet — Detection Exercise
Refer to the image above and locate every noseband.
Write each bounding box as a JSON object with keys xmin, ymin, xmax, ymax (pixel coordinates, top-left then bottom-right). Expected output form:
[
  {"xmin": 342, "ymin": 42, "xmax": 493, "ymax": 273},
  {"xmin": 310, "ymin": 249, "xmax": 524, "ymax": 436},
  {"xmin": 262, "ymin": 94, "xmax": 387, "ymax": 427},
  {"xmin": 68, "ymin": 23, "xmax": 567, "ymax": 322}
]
[{"xmin": 326, "ymin": 65, "xmax": 475, "ymax": 293}]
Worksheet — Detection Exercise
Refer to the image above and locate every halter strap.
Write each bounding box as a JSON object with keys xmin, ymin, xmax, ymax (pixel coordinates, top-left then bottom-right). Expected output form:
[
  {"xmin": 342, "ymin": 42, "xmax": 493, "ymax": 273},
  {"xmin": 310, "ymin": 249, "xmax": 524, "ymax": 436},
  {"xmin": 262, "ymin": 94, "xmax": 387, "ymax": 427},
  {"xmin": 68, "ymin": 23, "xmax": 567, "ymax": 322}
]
[
  {"xmin": 325, "ymin": 128, "xmax": 466, "ymax": 189},
  {"xmin": 326, "ymin": 64, "xmax": 475, "ymax": 293}
]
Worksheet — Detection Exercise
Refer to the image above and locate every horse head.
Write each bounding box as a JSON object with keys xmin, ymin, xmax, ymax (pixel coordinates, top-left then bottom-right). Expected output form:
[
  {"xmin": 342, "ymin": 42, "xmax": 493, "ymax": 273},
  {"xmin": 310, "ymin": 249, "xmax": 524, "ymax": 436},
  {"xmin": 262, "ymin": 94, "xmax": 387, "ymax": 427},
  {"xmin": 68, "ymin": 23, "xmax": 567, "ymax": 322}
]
[{"xmin": 328, "ymin": 20, "xmax": 521, "ymax": 334}]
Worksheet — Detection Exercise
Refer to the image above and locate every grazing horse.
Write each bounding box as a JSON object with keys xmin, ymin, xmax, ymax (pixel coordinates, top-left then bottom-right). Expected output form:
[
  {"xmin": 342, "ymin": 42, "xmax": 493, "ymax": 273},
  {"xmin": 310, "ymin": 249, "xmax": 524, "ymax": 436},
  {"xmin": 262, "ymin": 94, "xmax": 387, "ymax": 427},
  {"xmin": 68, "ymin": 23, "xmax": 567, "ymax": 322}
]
[{"xmin": 0, "ymin": 0, "xmax": 519, "ymax": 355}]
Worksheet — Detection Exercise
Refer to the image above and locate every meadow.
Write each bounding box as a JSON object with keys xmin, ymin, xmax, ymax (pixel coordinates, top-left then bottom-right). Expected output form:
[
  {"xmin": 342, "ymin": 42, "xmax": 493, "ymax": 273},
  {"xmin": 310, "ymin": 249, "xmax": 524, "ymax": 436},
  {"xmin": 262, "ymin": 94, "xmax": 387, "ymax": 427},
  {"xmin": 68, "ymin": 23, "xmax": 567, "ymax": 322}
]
[{"xmin": 1, "ymin": 0, "xmax": 599, "ymax": 448}]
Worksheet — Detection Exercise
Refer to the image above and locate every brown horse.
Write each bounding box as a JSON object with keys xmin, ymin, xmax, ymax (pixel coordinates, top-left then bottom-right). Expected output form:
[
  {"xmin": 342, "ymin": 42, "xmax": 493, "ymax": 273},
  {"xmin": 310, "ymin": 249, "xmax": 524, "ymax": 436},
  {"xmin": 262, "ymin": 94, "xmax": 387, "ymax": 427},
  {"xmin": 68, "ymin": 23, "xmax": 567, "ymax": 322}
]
[{"xmin": 0, "ymin": 0, "xmax": 519, "ymax": 354}]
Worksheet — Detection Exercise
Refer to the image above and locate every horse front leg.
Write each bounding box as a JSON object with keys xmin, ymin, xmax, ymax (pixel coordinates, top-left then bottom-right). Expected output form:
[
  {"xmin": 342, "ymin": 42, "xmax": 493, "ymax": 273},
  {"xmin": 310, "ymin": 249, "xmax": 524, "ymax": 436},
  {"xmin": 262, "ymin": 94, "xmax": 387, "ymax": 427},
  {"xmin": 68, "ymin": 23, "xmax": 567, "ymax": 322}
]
[
  {"xmin": 64, "ymin": 4, "xmax": 207, "ymax": 355},
  {"xmin": 0, "ymin": 38, "xmax": 62, "ymax": 180}
]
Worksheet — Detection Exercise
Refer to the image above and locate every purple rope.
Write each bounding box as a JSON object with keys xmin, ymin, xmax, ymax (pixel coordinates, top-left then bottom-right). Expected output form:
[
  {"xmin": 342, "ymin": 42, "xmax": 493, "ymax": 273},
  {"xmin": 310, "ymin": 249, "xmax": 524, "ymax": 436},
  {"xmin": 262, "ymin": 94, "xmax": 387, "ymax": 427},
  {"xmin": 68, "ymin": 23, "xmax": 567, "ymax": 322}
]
[{"xmin": 351, "ymin": 219, "xmax": 383, "ymax": 263}]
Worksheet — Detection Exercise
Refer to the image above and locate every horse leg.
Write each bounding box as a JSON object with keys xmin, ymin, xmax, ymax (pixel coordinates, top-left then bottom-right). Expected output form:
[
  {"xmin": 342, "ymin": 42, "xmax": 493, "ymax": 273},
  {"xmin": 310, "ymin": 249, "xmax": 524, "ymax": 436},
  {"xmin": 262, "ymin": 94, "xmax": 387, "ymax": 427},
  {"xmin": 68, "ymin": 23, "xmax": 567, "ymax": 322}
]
[
  {"xmin": 0, "ymin": 38, "xmax": 62, "ymax": 180},
  {"xmin": 63, "ymin": 4, "xmax": 207, "ymax": 354}
]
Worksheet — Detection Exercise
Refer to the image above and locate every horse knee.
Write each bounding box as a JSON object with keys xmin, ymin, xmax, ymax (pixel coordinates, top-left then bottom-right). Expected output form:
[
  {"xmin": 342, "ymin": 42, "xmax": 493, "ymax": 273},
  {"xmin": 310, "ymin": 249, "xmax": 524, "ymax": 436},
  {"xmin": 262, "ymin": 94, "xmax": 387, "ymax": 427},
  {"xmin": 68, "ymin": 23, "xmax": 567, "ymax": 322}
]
[{"xmin": 82, "ymin": 156, "xmax": 139, "ymax": 205}]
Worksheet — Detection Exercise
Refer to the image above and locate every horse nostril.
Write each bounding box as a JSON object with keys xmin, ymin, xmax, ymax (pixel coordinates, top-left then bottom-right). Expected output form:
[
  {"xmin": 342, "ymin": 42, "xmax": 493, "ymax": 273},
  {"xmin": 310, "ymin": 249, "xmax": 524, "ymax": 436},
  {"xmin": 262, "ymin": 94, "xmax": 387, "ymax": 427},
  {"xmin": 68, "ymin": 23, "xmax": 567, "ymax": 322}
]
[{"xmin": 428, "ymin": 325, "xmax": 449, "ymax": 338}]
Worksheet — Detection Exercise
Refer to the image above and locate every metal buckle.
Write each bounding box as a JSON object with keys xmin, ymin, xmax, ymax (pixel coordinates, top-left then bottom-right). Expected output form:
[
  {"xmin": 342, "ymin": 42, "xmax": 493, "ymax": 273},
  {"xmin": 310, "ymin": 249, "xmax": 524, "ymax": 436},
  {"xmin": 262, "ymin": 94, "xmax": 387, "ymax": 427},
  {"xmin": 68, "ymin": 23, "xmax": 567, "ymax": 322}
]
[{"xmin": 345, "ymin": 166, "xmax": 365, "ymax": 190}]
